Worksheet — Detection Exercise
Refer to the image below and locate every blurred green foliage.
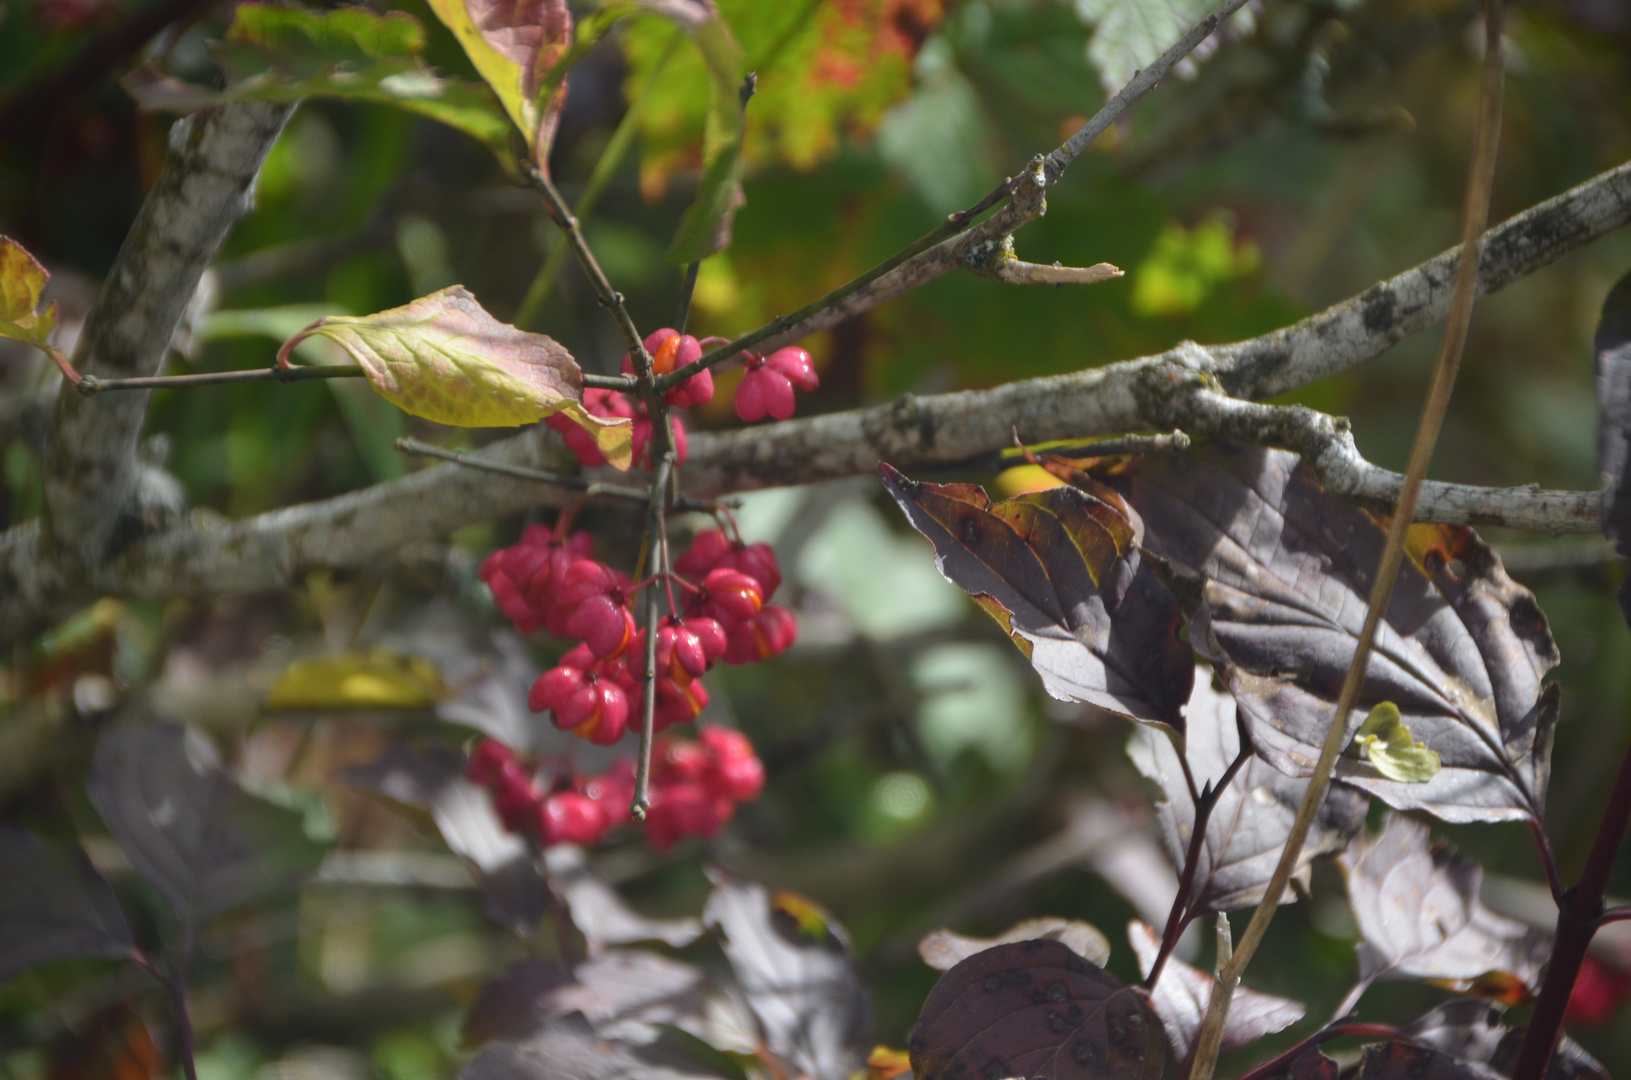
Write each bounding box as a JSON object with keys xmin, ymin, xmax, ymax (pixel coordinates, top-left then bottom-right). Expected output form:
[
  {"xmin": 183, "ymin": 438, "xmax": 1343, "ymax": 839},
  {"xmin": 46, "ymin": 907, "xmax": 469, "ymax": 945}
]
[{"xmin": 3, "ymin": 0, "xmax": 1631, "ymax": 1074}]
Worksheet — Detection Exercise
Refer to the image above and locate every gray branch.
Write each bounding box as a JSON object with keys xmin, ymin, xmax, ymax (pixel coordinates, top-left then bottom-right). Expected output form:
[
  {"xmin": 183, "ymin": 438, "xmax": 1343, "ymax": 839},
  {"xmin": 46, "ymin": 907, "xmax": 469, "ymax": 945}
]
[{"xmin": 41, "ymin": 102, "xmax": 295, "ymax": 568}]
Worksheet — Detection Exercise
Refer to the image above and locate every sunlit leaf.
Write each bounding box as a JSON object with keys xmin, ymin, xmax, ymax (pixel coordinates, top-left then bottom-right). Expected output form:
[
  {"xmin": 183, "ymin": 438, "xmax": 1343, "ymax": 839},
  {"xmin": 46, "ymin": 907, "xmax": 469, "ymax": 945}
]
[
  {"xmin": 343, "ymin": 741, "xmax": 545, "ymax": 938},
  {"xmin": 1339, "ymin": 814, "xmax": 1550, "ymax": 1004},
  {"xmin": 278, "ymin": 286, "xmax": 632, "ymax": 469},
  {"xmin": 122, "ymin": 4, "xmax": 515, "ymax": 160},
  {"xmin": 703, "ymin": 870, "xmax": 871, "ymax": 1080},
  {"xmin": 543, "ymin": 845, "xmax": 703, "ymax": 955},
  {"xmin": 919, "ymin": 917, "xmax": 1112, "ymax": 972},
  {"xmin": 1353, "ymin": 701, "xmax": 1442, "ymax": 783},
  {"xmin": 1126, "ymin": 676, "xmax": 1368, "ymax": 912},
  {"xmin": 1094, "ymin": 446, "xmax": 1559, "ymax": 824},
  {"xmin": 1126, "ymin": 921, "xmax": 1302, "ymax": 1060},
  {"xmin": 424, "ymin": 0, "xmax": 571, "ymax": 164},
  {"xmin": 0, "ymin": 235, "xmax": 57, "ymax": 349},
  {"xmin": 0, "ymin": 828, "xmax": 134, "ymax": 981},
  {"xmin": 880, "ymin": 462, "xmax": 1193, "ymax": 728},
  {"xmin": 462, "ymin": 950, "xmax": 712, "ymax": 1047},
  {"xmin": 908, "ymin": 939, "xmax": 1165, "ymax": 1080},
  {"xmin": 1071, "ymin": 0, "xmax": 1247, "ymax": 94},
  {"xmin": 1593, "ymin": 266, "xmax": 1631, "ymax": 625},
  {"xmin": 1401, "ymin": 1000, "xmax": 1608, "ymax": 1080},
  {"xmin": 85, "ymin": 725, "xmax": 328, "ymax": 929},
  {"xmin": 264, "ymin": 648, "xmax": 448, "ymax": 710}
]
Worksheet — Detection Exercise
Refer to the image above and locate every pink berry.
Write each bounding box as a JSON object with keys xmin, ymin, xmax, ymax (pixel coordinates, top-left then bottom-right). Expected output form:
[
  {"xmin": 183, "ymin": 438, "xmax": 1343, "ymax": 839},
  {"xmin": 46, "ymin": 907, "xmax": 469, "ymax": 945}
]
[
  {"xmin": 538, "ymin": 792, "xmax": 609, "ymax": 846},
  {"xmin": 764, "ymin": 346, "xmax": 818, "ymax": 391},
  {"xmin": 466, "ymin": 738, "xmax": 517, "ymax": 787},
  {"xmin": 698, "ymin": 567, "xmax": 764, "ymax": 626}
]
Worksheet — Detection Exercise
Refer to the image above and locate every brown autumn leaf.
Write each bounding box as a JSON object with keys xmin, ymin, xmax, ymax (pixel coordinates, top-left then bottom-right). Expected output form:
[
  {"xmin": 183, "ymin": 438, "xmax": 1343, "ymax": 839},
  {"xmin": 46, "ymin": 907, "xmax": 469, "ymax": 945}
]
[
  {"xmin": 1091, "ymin": 445, "xmax": 1558, "ymax": 824},
  {"xmin": 908, "ymin": 939, "xmax": 1165, "ymax": 1080},
  {"xmin": 278, "ymin": 286, "xmax": 632, "ymax": 469},
  {"xmin": 879, "ymin": 463, "xmax": 1193, "ymax": 729}
]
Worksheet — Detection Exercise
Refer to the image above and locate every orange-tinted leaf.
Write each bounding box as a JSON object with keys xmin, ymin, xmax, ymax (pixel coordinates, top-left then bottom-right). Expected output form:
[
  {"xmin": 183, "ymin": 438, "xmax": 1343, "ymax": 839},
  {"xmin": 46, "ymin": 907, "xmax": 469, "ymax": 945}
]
[
  {"xmin": 0, "ymin": 235, "xmax": 57, "ymax": 348},
  {"xmin": 45, "ymin": 1004, "xmax": 164, "ymax": 1080},
  {"xmin": 278, "ymin": 286, "xmax": 632, "ymax": 469},
  {"xmin": 866, "ymin": 1046, "xmax": 913, "ymax": 1080},
  {"xmin": 880, "ymin": 463, "xmax": 1192, "ymax": 728},
  {"xmin": 908, "ymin": 939, "xmax": 1165, "ymax": 1080}
]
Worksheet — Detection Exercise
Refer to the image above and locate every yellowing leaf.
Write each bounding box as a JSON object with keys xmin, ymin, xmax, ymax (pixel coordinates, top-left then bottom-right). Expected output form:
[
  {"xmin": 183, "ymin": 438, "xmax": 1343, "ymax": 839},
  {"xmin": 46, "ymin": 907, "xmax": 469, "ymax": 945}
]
[
  {"xmin": 1354, "ymin": 702, "xmax": 1442, "ymax": 783},
  {"xmin": 0, "ymin": 236, "xmax": 57, "ymax": 349},
  {"xmin": 994, "ymin": 464, "xmax": 1067, "ymax": 497},
  {"xmin": 425, "ymin": 0, "xmax": 571, "ymax": 162},
  {"xmin": 266, "ymin": 649, "xmax": 448, "ymax": 710},
  {"xmin": 277, "ymin": 286, "xmax": 632, "ymax": 470}
]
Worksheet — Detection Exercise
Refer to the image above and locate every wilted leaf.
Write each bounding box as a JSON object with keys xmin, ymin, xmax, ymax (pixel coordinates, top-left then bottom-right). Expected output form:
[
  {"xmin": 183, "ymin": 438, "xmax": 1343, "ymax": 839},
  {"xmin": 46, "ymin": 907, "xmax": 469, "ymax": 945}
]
[
  {"xmin": 264, "ymin": 648, "xmax": 447, "ymax": 710},
  {"xmin": 880, "ymin": 463, "xmax": 1193, "ymax": 728},
  {"xmin": 0, "ymin": 235, "xmax": 57, "ymax": 349},
  {"xmin": 462, "ymin": 1013, "xmax": 730, "ymax": 1080},
  {"xmin": 463, "ymin": 950, "xmax": 712, "ymax": 1047},
  {"xmin": 1593, "ymin": 266, "xmax": 1631, "ymax": 625},
  {"xmin": 342, "ymin": 742, "xmax": 545, "ymax": 938},
  {"xmin": 908, "ymin": 939, "xmax": 1164, "ymax": 1080},
  {"xmin": 919, "ymin": 917, "xmax": 1112, "ymax": 972},
  {"xmin": 122, "ymin": 5, "xmax": 514, "ymax": 159},
  {"xmin": 1095, "ymin": 446, "xmax": 1559, "ymax": 824},
  {"xmin": 86, "ymin": 725, "xmax": 328, "ymax": 929},
  {"xmin": 0, "ymin": 828, "xmax": 135, "ymax": 981},
  {"xmin": 543, "ymin": 845, "xmax": 703, "ymax": 955},
  {"xmin": 703, "ymin": 870, "xmax": 871, "ymax": 1080},
  {"xmin": 1126, "ymin": 921, "xmax": 1302, "ymax": 1060},
  {"xmin": 425, "ymin": 0, "xmax": 571, "ymax": 161},
  {"xmin": 1405, "ymin": 1001, "xmax": 1610, "ymax": 1080},
  {"xmin": 1126, "ymin": 677, "xmax": 1368, "ymax": 912},
  {"xmin": 1339, "ymin": 814, "xmax": 1549, "ymax": 1003},
  {"xmin": 278, "ymin": 286, "xmax": 632, "ymax": 469},
  {"xmin": 1072, "ymin": 0, "xmax": 1246, "ymax": 94}
]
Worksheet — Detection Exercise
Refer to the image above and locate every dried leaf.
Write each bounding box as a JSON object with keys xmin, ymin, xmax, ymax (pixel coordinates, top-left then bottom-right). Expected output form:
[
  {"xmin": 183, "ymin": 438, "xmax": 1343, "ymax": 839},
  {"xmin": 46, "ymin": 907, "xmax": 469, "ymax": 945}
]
[
  {"xmin": 1127, "ymin": 677, "xmax": 1369, "ymax": 912},
  {"xmin": 278, "ymin": 286, "xmax": 632, "ymax": 469},
  {"xmin": 86, "ymin": 725, "xmax": 327, "ymax": 929},
  {"xmin": 1096, "ymin": 446, "xmax": 1559, "ymax": 824},
  {"xmin": 342, "ymin": 742, "xmax": 545, "ymax": 938},
  {"xmin": 1126, "ymin": 921, "xmax": 1302, "ymax": 1059},
  {"xmin": 703, "ymin": 870, "xmax": 871, "ymax": 1080},
  {"xmin": 122, "ymin": 5, "xmax": 514, "ymax": 159},
  {"xmin": 1593, "ymin": 266, "xmax": 1631, "ymax": 624},
  {"xmin": 908, "ymin": 939, "xmax": 1165, "ymax": 1080},
  {"xmin": 0, "ymin": 829, "xmax": 135, "ymax": 981},
  {"xmin": 1339, "ymin": 814, "xmax": 1550, "ymax": 1002},
  {"xmin": 462, "ymin": 950, "xmax": 711, "ymax": 1047},
  {"xmin": 425, "ymin": 0, "xmax": 571, "ymax": 161},
  {"xmin": 880, "ymin": 463, "xmax": 1193, "ymax": 728},
  {"xmin": 543, "ymin": 845, "xmax": 703, "ymax": 955},
  {"xmin": 0, "ymin": 235, "xmax": 57, "ymax": 348},
  {"xmin": 462, "ymin": 1013, "xmax": 730, "ymax": 1080},
  {"xmin": 919, "ymin": 917, "xmax": 1112, "ymax": 972}
]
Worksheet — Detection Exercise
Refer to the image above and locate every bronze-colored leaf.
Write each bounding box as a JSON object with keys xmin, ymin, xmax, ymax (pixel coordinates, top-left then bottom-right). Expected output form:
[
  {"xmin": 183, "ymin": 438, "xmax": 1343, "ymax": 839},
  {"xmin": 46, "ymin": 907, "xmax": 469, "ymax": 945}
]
[
  {"xmin": 1094, "ymin": 446, "xmax": 1558, "ymax": 824},
  {"xmin": 908, "ymin": 939, "xmax": 1165, "ymax": 1080},
  {"xmin": 278, "ymin": 286, "xmax": 631, "ymax": 468},
  {"xmin": 426, "ymin": 0, "xmax": 572, "ymax": 160},
  {"xmin": 880, "ymin": 463, "xmax": 1192, "ymax": 728}
]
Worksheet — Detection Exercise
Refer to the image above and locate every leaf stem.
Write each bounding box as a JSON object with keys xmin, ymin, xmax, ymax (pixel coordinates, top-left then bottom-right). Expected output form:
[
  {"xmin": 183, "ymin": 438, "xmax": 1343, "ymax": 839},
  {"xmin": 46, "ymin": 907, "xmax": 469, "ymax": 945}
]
[
  {"xmin": 632, "ymin": 451, "xmax": 675, "ymax": 819},
  {"xmin": 675, "ymin": 262, "xmax": 701, "ymax": 335},
  {"xmin": 393, "ymin": 437, "xmax": 731, "ymax": 513},
  {"xmin": 131, "ymin": 949, "xmax": 198, "ymax": 1080},
  {"xmin": 1184, "ymin": 2, "xmax": 1505, "ymax": 1075},
  {"xmin": 1528, "ymin": 818, "xmax": 1566, "ymax": 907},
  {"xmin": 1510, "ymin": 732, "xmax": 1631, "ymax": 1079}
]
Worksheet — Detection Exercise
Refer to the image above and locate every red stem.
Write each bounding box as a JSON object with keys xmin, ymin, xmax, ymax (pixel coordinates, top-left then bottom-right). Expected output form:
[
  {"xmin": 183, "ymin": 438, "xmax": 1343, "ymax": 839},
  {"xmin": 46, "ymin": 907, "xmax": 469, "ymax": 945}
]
[
  {"xmin": 1528, "ymin": 818, "xmax": 1566, "ymax": 906},
  {"xmin": 1510, "ymin": 733, "xmax": 1631, "ymax": 1080}
]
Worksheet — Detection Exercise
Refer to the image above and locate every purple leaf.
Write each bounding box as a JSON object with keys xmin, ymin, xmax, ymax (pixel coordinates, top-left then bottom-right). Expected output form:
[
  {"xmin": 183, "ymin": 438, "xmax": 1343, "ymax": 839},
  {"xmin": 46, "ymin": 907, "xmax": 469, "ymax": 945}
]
[
  {"xmin": 0, "ymin": 828, "xmax": 134, "ymax": 981},
  {"xmin": 462, "ymin": 950, "xmax": 712, "ymax": 1048},
  {"xmin": 461, "ymin": 1013, "xmax": 729, "ymax": 1080},
  {"xmin": 543, "ymin": 845, "xmax": 702, "ymax": 955}
]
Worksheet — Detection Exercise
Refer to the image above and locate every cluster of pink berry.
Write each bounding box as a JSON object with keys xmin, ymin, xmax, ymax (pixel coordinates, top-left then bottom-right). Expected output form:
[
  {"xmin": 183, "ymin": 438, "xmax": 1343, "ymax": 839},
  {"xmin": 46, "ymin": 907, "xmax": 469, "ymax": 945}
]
[
  {"xmin": 478, "ymin": 523, "xmax": 795, "ymax": 747},
  {"xmin": 544, "ymin": 330, "xmax": 820, "ymax": 467},
  {"xmin": 464, "ymin": 728, "xmax": 763, "ymax": 850}
]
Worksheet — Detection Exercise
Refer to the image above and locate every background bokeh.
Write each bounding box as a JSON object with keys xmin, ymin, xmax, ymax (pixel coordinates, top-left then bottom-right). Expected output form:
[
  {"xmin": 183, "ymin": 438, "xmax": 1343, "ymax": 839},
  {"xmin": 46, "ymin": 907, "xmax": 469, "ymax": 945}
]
[{"xmin": 3, "ymin": 0, "xmax": 1631, "ymax": 1075}]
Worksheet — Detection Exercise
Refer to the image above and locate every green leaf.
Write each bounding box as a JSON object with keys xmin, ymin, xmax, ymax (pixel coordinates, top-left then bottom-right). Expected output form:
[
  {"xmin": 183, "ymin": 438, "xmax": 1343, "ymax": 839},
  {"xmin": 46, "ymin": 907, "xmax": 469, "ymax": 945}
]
[
  {"xmin": 423, "ymin": 0, "xmax": 572, "ymax": 163},
  {"xmin": 122, "ymin": 4, "xmax": 515, "ymax": 161},
  {"xmin": 1354, "ymin": 702, "xmax": 1443, "ymax": 784},
  {"xmin": 276, "ymin": 286, "xmax": 632, "ymax": 470},
  {"xmin": 0, "ymin": 235, "xmax": 57, "ymax": 349},
  {"xmin": 666, "ymin": 138, "xmax": 745, "ymax": 264}
]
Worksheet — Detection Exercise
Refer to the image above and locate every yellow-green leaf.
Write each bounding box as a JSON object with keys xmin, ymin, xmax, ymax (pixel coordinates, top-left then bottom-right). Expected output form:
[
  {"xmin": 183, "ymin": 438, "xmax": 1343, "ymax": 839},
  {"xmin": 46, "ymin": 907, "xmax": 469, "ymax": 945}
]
[
  {"xmin": 265, "ymin": 649, "xmax": 448, "ymax": 710},
  {"xmin": 276, "ymin": 286, "xmax": 632, "ymax": 470},
  {"xmin": 425, "ymin": 0, "xmax": 572, "ymax": 162},
  {"xmin": 0, "ymin": 236, "xmax": 57, "ymax": 348},
  {"xmin": 1354, "ymin": 702, "xmax": 1442, "ymax": 783}
]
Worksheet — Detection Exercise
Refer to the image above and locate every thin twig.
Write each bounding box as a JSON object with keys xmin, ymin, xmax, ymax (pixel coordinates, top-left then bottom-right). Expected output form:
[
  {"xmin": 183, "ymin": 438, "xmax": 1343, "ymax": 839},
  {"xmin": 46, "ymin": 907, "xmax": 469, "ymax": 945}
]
[
  {"xmin": 1186, "ymin": 3, "xmax": 1505, "ymax": 1075},
  {"xmin": 632, "ymin": 452, "xmax": 675, "ymax": 819},
  {"xmin": 78, "ymin": 365, "xmax": 365, "ymax": 393},
  {"xmin": 394, "ymin": 438, "xmax": 730, "ymax": 513}
]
